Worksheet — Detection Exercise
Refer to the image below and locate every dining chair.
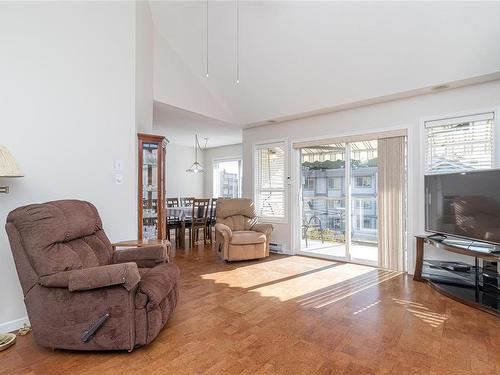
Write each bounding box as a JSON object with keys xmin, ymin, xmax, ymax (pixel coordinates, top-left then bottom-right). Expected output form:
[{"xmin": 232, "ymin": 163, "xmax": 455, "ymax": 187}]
[
  {"xmin": 205, "ymin": 198, "xmax": 217, "ymax": 243},
  {"xmin": 166, "ymin": 198, "xmax": 181, "ymax": 244},
  {"xmin": 180, "ymin": 197, "xmax": 195, "ymax": 207},
  {"xmin": 167, "ymin": 197, "xmax": 179, "ymax": 207},
  {"xmin": 187, "ymin": 198, "xmax": 210, "ymax": 247}
]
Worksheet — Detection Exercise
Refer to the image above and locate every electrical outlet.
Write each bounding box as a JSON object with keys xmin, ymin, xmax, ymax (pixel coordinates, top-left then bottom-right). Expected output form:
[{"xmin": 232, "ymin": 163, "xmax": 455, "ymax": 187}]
[{"xmin": 114, "ymin": 174, "xmax": 123, "ymax": 185}]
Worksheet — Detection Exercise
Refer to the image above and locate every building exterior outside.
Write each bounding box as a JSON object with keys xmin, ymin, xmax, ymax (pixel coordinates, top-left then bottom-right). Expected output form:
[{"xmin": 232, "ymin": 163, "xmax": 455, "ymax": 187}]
[
  {"xmin": 219, "ymin": 170, "xmax": 239, "ymax": 198},
  {"xmin": 214, "ymin": 159, "xmax": 242, "ymax": 198},
  {"xmin": 301, "ymin": 151, "xmax": 378, "ymax": 245}
]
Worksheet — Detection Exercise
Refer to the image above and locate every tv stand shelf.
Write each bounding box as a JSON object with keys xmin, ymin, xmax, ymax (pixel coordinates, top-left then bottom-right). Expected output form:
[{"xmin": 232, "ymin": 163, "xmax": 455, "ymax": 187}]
[{"xmin": 414, "ymin": 235, "xmax": 500, "ymax": 317}]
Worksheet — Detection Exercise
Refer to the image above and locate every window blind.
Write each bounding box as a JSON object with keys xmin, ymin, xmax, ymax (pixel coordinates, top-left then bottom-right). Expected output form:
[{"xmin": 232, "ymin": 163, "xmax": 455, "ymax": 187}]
[
  {"xmin": 254, "ymin": 142, "xmax": 286, "ymax": 219},
  {"xmin": 424, "ymin": 112, "xmax": 495, "ymax": 174}
]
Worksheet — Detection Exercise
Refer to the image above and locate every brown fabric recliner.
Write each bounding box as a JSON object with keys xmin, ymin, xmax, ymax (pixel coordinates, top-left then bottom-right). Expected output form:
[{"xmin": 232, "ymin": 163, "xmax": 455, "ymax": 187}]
[
  {"xmin": 5, "ymin": 199, "xmax": 180, "ymax": 351},
  {"xmin": 215, "ymin": 198, "xmax": 273, "ymax": 261}
]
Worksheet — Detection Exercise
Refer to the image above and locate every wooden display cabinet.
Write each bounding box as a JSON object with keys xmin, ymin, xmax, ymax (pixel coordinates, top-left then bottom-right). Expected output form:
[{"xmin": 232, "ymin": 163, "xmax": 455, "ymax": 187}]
[{"xmin": 138, "ymin": 133, "xmax": 167, "ymax": 240}]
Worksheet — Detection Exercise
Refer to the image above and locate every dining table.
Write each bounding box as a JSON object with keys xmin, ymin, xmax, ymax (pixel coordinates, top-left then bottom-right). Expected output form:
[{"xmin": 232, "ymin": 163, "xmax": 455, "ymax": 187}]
[
  {"xmin": 165, "ymin": 206, "xmax": 191, "ymax": 248},
  {"xmin": 165, "ymin": 206, "xmax": 214, "ymax": 248}
]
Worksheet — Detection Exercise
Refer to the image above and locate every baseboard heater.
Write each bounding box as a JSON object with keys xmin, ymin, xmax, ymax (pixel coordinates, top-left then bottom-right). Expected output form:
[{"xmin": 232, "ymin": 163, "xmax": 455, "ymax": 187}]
[{"xmin": 269, "ymin": 242, "xmax": 284, "ymax": 253}]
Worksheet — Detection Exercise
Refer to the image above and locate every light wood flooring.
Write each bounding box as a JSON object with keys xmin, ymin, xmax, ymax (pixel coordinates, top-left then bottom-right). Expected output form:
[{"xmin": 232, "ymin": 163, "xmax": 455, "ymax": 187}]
[{"xmin": 1, "ymin": 243, "xmax": 499, "ymax": 374}]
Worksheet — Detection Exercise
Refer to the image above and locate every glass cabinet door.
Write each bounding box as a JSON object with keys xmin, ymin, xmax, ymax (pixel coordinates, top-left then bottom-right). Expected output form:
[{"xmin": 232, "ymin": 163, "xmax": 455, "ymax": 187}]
[
  {"xmin": 138, "ymin": 133, "xmax": 166, "ymax": 240},
  {"xmin": 142, "ymin": 142, "xmax": 159, "ymax": 240}
]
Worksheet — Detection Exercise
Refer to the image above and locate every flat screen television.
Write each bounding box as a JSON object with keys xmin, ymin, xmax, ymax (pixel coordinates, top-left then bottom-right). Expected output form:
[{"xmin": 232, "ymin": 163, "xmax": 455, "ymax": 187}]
[{"xmin": 425, "ymin": 169, "xmax": 500, "ymax": 245}]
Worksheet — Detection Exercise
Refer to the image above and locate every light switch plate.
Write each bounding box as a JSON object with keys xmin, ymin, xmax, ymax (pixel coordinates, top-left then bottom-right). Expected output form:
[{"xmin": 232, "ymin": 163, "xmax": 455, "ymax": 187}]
[
  {"xmin": 114, "ymin": 174, "xmax": 123, "ymax": 185},
  {"xmin": 114, "ymin": 159, "xmax": 123, "ymax": 171}
]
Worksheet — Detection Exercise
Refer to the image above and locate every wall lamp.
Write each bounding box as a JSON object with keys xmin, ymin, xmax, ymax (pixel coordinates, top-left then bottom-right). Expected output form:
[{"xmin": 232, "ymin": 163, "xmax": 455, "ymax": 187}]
[{"xmin": 0, "ymin": 146, "xmax": 23, "ymax": 193}]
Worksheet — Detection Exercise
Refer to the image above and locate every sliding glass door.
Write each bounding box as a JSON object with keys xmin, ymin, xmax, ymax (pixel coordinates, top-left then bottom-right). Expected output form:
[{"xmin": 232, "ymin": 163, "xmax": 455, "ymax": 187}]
[
  {"xmin": 299, "ymin": 140, "xmax": 378, "ymax": 265},
  {"xmin": 349, "ymin": 141, "xmax": 378, "ymax": 264},
  {"xmin": 301, "ymin": 143, "xmax": 348, "ymax": 258}
]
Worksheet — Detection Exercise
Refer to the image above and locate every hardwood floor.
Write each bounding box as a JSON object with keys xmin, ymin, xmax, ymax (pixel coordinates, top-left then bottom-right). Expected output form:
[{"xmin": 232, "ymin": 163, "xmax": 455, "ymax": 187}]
[{"xmin": 1, "ymin": 243, "xmax": 499, "ymax": 374}]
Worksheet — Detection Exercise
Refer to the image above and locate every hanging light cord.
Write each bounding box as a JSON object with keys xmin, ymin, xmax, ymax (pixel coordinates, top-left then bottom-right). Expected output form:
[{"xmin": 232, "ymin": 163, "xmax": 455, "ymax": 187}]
[
  {"xmin": 236, "ymin": 0, "xmax": 240, "ymax": 84},
  {"xmin": 206, "ymin": 0, "xmax": 209, "ymax": 78},
  {"xmin": 204, "ymin": 0, "xmax": 240, "ymax": 84},
  {"xmin": 195, "ymin": 135, "xmax": 208, "ymax": 160},
  {"xmin": 195, "ymin": 134, "xmax": 199, "ymax": 162}
]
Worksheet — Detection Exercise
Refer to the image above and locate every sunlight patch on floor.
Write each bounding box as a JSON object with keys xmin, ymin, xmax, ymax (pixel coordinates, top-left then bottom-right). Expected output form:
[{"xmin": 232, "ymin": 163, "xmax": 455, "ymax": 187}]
[
  {"xmin": 200, "ymin": 256, "xmax": 338, "ymax": 289},
  {"xmin": 253, "ymin": 263, "xmax": 374, "ymax": 302},
  {"xmin": 353, "ymin": 300, "xmax": 381, "ymax": 315},
  {"xmin": 200, "ymin": 256, "xmax": 403, "ymax": 304},
  {"xmin": 298, "ymin": 269, "xmax": 402, "ymax": 308},
  {"xmin": 393, "ymin": 298, "xmax": 449, "ymax": 328}
]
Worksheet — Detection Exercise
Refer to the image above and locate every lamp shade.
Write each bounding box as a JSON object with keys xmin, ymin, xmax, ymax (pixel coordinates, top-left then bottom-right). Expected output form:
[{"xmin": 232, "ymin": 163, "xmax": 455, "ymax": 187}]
[
  {"xmin": 186, "ymin": 161, "xmax": 204, "ymax": 174},
  {"xmin": 0, "ymin": 146, "xmax": 23, "ymax": 177}
]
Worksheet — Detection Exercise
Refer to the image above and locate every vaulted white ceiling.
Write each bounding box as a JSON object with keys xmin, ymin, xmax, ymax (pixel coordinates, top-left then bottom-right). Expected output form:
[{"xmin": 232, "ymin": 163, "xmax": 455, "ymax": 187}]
[
  {"xmin": 150, "ymin": 1, "xmax": 500, "ymax": 127},
  {"xmin": 153, "ymin": 102, "xmax": 242, "ymax": 148}
]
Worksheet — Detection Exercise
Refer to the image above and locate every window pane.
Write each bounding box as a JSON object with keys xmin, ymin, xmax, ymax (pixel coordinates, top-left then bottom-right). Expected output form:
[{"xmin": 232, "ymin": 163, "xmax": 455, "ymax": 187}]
[
  {"xmin": 301, "ymin": 143, "xmax": 347, "ymax": 256},
  {"xmin": 350, "ymin": 140, "xmax": 378, "ymax": 263},
  {"xmin": 214, "ymin": 159, "xmax": 241, "ymax": 198},
  {"xmin": 255, "ymin": 143, "xmax": 286, "ymax": 218}
]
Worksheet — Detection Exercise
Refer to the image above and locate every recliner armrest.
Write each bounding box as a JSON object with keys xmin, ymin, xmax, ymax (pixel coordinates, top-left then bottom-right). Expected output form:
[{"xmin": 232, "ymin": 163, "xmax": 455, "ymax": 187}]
[
  {"xmin": 112, "ymin": 245, "xmax": 167, "ymax": 268},
  {"xmin": 251, "ymin": 223, "xmax": 273, "ymax": 237},
  {"xmin": 215, "ymin": 223, "xmax": 232, "ymax": 240},
  {"xmin": 39, "ymin": 271, "xmax": 71, "ymax": 288},
  {"xmin": 67, "ymin": 262, "xmax": 140, "ymax": 292}
]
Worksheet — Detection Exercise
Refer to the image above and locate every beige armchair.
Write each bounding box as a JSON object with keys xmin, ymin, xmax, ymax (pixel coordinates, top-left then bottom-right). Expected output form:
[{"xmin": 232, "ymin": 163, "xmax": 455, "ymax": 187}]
[{"xmin": 215, "ymin": 198, "xmax": 273, "ymax": 261}]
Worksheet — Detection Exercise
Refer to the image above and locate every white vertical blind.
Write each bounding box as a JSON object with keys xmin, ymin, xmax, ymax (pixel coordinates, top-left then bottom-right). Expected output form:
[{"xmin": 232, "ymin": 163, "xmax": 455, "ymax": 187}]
[
  {"xmin": 254, "ymin": 142, "xmax": 286, "ymax": 219},
  {"xmin": 424, "ymin": 112, "xmax": 495, "ymax": 174},
  {"xmin": 378, "ymin": 136, "xmax": 406, "ymax": 271}
]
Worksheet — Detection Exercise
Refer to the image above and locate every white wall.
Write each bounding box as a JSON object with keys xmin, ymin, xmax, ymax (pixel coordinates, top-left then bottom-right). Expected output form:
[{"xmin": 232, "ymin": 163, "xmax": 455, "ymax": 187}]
[
  {"xmin": 203, "ymin": 144, "xmax": 243, "ymax": 197},
  {"xmin": 166, "ymin": 144, "xmax": 205, "ymax": 198},
  {"xmin": 135, "ymin": 0, "xmax": 154, "ymax": 134},
  {"xmin": 242, "ymin": 80, "xmax": 500, "ymax": 273},
  {"xmin": 149, "ymin": 1, "xmax": 500, "ymax": 125},
  {"xmin": 153, "ymin": 30, "xmax": 236, "ymax": 125},
  {"xmin": 0, "ymin": 2, "xmax": 137, "ymax": 331}
]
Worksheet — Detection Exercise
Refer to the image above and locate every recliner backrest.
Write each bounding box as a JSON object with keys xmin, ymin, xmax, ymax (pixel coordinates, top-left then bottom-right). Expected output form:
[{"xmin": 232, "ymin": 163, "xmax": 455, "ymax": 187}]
[
  {"xmin": 216, "ymin": 198, "xmax": 257, "ymax": 231},
  {"xmin": 6, "ymin": 200, "xmax": 113, "ymax": 279}
]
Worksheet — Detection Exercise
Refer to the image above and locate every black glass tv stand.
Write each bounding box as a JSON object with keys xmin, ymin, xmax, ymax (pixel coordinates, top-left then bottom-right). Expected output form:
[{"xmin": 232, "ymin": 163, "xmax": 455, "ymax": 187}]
[
  {"xmin": 414, "ymin": 234, "xmax": 499, "ymax": 317},
  {"xmin": 426, "ymin": 233, "xmax": 448, "ymax": 242}
]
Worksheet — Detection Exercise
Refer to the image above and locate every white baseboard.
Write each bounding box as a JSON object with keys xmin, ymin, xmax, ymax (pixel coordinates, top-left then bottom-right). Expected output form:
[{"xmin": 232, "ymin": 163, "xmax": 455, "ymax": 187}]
[
  {"xmin": 0, "ymin": 316, "xmax": 29, "ymax": 333},
  {"xmin": 270, "ymin": 248, "xmax": 292, "ymax": 255}
]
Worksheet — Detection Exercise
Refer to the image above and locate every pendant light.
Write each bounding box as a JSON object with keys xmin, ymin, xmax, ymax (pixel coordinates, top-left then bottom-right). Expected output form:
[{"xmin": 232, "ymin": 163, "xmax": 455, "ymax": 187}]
[{"xmin": 186, "ymin": 134, "xmax": 207, "ymax": 174}]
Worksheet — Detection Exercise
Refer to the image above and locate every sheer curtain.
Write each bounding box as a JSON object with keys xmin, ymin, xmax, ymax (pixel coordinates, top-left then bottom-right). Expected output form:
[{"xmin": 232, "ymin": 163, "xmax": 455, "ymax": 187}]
[{"xmin": 378, "ymin": 136, "xmax": 406, "ymax": 271}]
